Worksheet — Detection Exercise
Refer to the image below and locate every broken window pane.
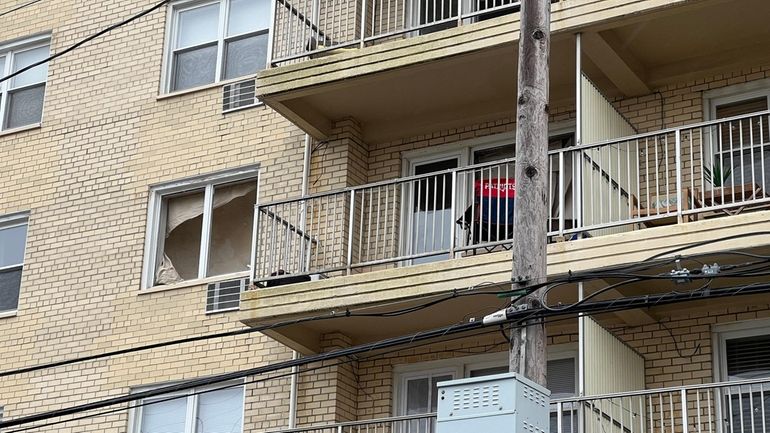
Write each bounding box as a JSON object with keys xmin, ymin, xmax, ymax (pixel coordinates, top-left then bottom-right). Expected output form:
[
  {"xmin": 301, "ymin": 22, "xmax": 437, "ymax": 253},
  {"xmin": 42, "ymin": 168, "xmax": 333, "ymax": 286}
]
[
  {"xmin": 157, "ymin": 189, "xmax": 205, "ymax": 283},
  {"xmin": 206, "ymin": 181, "xmax": 257, "ymax": 277}
]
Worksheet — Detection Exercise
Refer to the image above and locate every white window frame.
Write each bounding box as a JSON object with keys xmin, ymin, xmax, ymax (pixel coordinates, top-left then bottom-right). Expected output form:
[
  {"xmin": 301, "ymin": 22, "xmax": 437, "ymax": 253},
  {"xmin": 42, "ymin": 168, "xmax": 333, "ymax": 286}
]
[
  {"xmin": 128, "ymin": 380, "xmax": 245, "ymax": 433},
  {"xmin": 713, "ymin": 318, "xmax": 770, "ymax": 382},
  {"xmin": 703, "ymin": 80, "xmax": 770, "ymax": 153},
  {"xmin": 141, "ymin": 165, "xmax": 259, "ymax": 289},
  {"xmin": 0, "ymin": 211, "xmax": 29, "ymax": 316},
  {"xmin": 0, "ymin": 34, "xmax": 50, "ymax": 132},
  {"xmin": 393, "ymin": 346, "xmax": 577, "ymax": 415},
  {"xmin": 161, "ymin": 0, "xmax": 271, "ymax": 94}
]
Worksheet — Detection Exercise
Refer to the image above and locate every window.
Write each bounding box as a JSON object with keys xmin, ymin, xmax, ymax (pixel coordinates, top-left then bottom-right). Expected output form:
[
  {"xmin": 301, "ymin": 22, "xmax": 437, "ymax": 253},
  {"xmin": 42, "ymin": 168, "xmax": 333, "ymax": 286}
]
[
  {"xmin": 548, "ymin": 356, "xmax": 577, "ymax": 433},
  {"xmin": 164, "ymin": 0, "xmax": 270, "ymax": 93},
  {"xmin": 706, "ymin": 83, "xmax": 770, "ymax": 191},
  {"xmin": 715, "ymin": 320, "xmax": 770, "ymax": 433},
  {"xmin": 0, "ymin": 36, "xmax": 49, "ymax": 131},
  {"xmin": 0, "ymin": 213, "xmax": 28, "ymax": 314},
  {"xmin": 132, "ymin": 382, "xmax": 244, "ymax": 433},
  {"xmin": 143, "ymin": 167, "xmax": 258, "ymax": 288},
  {"xmin": 394, "ymin": 350, "xmax": 577, "ymax": 428}
]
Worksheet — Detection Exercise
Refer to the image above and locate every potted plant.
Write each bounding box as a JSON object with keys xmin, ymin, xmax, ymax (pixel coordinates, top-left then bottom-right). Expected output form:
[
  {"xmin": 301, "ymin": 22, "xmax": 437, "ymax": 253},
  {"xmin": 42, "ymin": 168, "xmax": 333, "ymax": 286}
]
[{"xmin": 703, "ymin": 161, "xmax": 732, "ymax": 188}]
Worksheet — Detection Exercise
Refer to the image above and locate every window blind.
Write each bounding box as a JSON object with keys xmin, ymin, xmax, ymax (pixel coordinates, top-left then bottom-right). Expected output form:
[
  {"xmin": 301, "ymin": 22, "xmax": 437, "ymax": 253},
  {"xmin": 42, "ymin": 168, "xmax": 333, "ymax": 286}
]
[
  {"xmin": 547, "ymin": 357, "xmax": 576, "ymax": 397},
  {"xmin": 726, "ymin": 334, "xmax": 770, "ymax": 379}
]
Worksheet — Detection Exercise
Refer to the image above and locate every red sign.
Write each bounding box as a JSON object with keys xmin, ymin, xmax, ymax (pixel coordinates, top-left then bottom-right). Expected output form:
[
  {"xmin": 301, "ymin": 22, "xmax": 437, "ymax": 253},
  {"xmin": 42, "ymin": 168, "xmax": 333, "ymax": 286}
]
[{"xmin": 475, "ymin": 178, "xmax": 516, "ymax": 198}]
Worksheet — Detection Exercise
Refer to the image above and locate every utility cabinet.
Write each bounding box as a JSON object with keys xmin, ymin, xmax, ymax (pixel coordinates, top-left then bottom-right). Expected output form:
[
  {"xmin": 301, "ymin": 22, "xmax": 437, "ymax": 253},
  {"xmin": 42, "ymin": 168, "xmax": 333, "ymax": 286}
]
[{"xmin": 436, "ymin": 372, "xmax": 550, "ymax": 433}]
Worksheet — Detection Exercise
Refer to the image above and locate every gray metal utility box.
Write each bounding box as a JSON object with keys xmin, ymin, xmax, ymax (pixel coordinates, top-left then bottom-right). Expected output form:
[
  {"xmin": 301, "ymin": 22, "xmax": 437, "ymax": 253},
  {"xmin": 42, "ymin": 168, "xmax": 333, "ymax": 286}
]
[{"xmin": 435, "ymin": 372, "xmax": 550, "ymax": 433}]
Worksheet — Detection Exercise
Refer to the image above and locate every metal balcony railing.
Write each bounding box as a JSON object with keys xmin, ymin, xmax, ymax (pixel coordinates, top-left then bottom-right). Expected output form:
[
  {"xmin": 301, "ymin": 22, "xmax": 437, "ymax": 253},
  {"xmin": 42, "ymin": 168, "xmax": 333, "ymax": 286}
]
[
  {"xmin": 259, "ymin": 378, "xmax": 770, "ymax": 433},
  {"xmin": 251, "ymin": 110, "xmax": 770, "ymax": 284},
  {"xmin": 267, "ymin": 0, "xmax": 527, "ymax": 66}
]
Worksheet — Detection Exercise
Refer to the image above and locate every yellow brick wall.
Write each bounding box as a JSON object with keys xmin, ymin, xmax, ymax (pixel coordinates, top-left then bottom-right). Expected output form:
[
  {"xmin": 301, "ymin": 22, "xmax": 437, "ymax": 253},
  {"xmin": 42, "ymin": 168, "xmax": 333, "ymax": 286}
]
[{"xmin": 0, "ymin": 1, "xmax": 310, "ymax": 431}]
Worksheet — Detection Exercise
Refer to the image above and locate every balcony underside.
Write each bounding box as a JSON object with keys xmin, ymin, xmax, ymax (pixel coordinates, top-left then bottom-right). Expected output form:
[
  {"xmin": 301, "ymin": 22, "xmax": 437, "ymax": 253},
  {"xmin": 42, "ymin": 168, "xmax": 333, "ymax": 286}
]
[
  {"xmin": 256, "ymin": 0, "xmax": 770, "ymax": 143},
  {"xmin": 241, "ymin": 210, "xmax": 770, "ymax": 354},
  {"xmin": 255, "ymin": 0, "xmax": 685, "ymax": 143}
]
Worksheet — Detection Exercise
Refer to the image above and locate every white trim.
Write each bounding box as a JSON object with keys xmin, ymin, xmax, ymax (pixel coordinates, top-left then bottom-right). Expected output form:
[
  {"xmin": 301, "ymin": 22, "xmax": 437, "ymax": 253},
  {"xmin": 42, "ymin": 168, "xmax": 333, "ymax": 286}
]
[
  {"xmin": 0, "ymin": 211, "xmax": 28, "ymax": 314},
  {"xmin": 128, "ymin": 379, "xmax": 246, "ymax": 433},
  {"xmin": 0, "ymin": 36, "xmax": 50, "ymax": 131},
  {"xmin": 703, "ymin": 78, "xmax": 770, "ymax": 120},
  {"xmin": 399, "ymin": 149, "xmax": 467, "ymax": 265},
  {"xmin": 161, "ymin": 0, "xmax": 270, "ymax": 94},
  {"xmin": 0, "ymin": 32, "xmax": 51, "ymax": 52},
  {"xmin": 141, "ymin": 165, "xmax": 259, "ymax": 289},
  {"xmin": 392, "ymin": 345, "xmax": 578, "ymax": 415},
  {"xmin": 712, "ymin": 318, "xmax": 770, "ymax": 382}
]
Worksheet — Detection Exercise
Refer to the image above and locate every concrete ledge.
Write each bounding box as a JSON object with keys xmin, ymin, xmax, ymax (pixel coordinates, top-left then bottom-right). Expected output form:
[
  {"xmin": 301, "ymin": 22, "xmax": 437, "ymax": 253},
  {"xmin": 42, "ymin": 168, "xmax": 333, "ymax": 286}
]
[{"xmin": 241, "ymin": 210, "xmax": 770, "ymax": 321}]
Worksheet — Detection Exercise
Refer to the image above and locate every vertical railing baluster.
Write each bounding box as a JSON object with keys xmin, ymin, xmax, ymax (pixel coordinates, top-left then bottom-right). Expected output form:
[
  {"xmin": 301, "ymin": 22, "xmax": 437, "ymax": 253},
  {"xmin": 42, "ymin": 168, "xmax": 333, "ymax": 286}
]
[
  {"xmin": 449, "ymin": 170, "xmax": 457, "ymax": 258},
  {"xmin": 347, "ymin": 189, "xmax": 356, "ymax": 274},
  {"xmin": 682, "ymin": 389, "xmax": 689, "ymax": 433},
  {"xmin": 360, "ymin": 0, "xmax": 368, "ymax": 48},
  {"xmin": 375, "ymin": 186, "xmax": 382, "ymax": 261},
  {"xmin": 267, "ymin": 0, "xmax": 278, "ymax": 66},
  {"xmin": 675, "ymin": 129, "xmax": 683, "ymax": 224}
]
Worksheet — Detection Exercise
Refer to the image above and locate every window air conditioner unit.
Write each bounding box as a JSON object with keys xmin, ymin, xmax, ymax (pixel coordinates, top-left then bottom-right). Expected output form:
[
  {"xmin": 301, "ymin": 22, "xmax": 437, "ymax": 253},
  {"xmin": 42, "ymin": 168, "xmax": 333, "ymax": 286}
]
[
  {"xmin": 436, "ymin": 373, "xmax": 550, "ymax": 433},
  {"xmin": 206, "ymin": 277, "xmax": 248, "ymax": 313},
  {"xmin": 222, "ymin": 79, "xmax": 258, "ymax": 113}
]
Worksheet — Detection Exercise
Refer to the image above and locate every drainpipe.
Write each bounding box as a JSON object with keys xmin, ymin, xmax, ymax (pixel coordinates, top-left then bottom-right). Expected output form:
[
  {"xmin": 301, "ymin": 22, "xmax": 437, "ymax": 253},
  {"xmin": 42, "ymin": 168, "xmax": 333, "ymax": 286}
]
[
  {"xmin": 301, "ymin": 134, "xmax": 312, "ymax": 197},
  {"xmin": 289, "ymin": 135, "xmax": 312, "ymax": 429},
  {"xmin": 288, "ymin": 351, "xmax": 300, "ymax": 428}
]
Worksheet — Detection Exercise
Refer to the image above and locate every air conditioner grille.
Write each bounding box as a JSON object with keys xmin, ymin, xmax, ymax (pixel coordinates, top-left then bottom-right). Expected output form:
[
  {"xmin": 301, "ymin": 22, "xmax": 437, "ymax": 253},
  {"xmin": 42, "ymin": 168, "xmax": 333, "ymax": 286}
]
[{"xmin": 223, "ymin": 79, "xmax": 258, "ymax": 113}]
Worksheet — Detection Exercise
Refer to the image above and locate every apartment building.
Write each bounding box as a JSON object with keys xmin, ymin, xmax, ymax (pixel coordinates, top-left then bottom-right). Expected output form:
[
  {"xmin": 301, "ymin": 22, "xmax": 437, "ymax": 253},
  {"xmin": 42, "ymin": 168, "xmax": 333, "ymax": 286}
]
[
  {"xmin": 243, "ymin": 0, "xmax": 770, "ymax": 431},
  {"xmin": 0, "ymin": 0, "xmax": 305, "ymax": 431},
  {"xmin": 2, "ymin": 0, "xmax": 770, "ymax": 433}
]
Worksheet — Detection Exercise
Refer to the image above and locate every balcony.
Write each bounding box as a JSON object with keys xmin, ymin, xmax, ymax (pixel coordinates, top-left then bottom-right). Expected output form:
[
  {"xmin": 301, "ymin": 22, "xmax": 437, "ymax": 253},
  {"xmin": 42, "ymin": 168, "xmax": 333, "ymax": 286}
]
[
  {"xmin": 256, "ymin": 0, "xmax": 710, "ymax": 142},
  {"xmin": 260, "ymin": 379, "xmax": 770, "ymax": 433},
  {"xmin": 242, "ymin": 111, "xmax": 770, "ymax": 352},
  {"xmin": 258, "ymin": 0, "xmax": 770, "ymax": 145},
  {"xmin": 251, "ymin": 110, "xmax": 770, "ymax": 284}
]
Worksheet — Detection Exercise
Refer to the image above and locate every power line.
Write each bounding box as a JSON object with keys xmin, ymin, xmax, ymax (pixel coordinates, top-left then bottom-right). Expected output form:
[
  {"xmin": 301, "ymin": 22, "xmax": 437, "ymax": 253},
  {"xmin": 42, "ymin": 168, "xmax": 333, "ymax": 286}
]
[
  {"xmin": 0, "ymin": 0, "xmax": 170, "ymax": 85},
  {"xmin": 6, "ymin": 324, "xmax": 517, "ymax": 433},
  {"xmin": 0, "ymin": 0, "xmax": 43, "ymax": 18},
  {"xmin": 0, "ymin": 320, "xmax": 488, "ymax": 429},
  {"xmin": 5, "ymin": 238, "xmax": 768, "ymax": 379},
  {"xmin": 5, "ymin": 233, "xmax": 768, "ymax": 379},
  {"xmin": 5, "ymin": 279, "xmax": 770, "ymax": 430},
  {"xmin": 0, "ymin": 285, "xmax": 504, "ymax": 378}
]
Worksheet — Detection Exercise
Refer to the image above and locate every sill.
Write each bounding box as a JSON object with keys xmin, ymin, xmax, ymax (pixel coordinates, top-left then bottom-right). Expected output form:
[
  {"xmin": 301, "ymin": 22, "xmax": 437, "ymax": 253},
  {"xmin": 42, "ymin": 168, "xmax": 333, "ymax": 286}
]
[
  {"xmin": 222, "ymin": 100, "xmax": 265, "ymax": 114},
  {"xmin": 0, "ymin": 123, "xmax": 41, "ymax": 137},
  {"xmin": 205, "ymin": 306, "xmax": 240, "ymax": 315},
  {"xmin": 156, "ymin": 75, "xmax": 258, "ymax": 101},
  {"xmin": 0, "ymin": 310, "xmax": 18, "ymax": 319},
  {"xmin": 139, "ymin": 271, "xmax": 250, "ymax": 296}
]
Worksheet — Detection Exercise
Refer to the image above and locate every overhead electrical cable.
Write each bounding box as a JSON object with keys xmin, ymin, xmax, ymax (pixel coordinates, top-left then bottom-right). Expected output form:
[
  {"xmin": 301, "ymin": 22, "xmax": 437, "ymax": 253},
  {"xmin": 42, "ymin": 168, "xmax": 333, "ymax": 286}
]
[
  {"xmin": 0, "ymin": 285, "xmax": 505, "ymax": 378},
  {"xmin": 0, "ymin": 0, "xmax": 43, "ymax": 18},
  {"xmin": 5, "ymin": 237, "xmax": 770, "ymax": 379},
  {"xmin": 5, "ymin": 278, "xmax": 770, "ymax": 430},
  {"xmin": 0, "ymin": 0, "xmax": 171, "ymax": 85}
]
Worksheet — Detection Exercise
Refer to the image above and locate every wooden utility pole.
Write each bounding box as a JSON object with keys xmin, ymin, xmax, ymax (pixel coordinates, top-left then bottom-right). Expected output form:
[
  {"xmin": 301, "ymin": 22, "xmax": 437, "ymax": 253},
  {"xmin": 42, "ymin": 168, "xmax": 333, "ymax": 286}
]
[{"xmin": 509, "ymin": 0, "xmax": 551, "ymax": 387}]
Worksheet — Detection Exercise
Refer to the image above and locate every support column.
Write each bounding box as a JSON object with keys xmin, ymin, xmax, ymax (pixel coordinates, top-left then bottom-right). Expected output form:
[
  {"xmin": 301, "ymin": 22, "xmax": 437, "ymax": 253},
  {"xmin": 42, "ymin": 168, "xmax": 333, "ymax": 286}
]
[{"xmin": 296, "ymin": 332, "xmax": 359, "ymax": 425}]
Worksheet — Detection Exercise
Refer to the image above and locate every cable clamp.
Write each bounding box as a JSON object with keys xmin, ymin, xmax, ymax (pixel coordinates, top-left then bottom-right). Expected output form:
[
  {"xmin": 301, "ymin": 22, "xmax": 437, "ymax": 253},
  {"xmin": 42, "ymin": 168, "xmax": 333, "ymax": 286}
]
[{"xmin": 701, "ymin": 263, "xmax": 721, "ymax": 276}]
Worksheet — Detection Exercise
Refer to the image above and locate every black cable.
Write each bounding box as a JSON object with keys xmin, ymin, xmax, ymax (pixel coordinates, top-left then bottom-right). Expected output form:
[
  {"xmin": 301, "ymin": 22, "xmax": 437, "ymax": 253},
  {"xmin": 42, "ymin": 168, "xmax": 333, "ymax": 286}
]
[
  {"xmin": 0, "ymin": 0, "xmax": 170, "ymax": 85},
  {"xmin": 7, "ymin": 317, "xmax": 571, "ymax": 433},
  {"xmin": 643, "ymin": 231, "xmax": 770, "ymax": 262},
  {"xmin": 0, "ymin": 319, "xmax": 489, "ymax": 429},
  {"xmin": 0, "ymin": 284, "xmax": 504, "ymax": 378},
  {"xmin": 4, "ymin": 239, "xmax": 767, "ymax": 379},
  {"xmin": 659, "ymin": 321, "xmax": 701, "ymax": 359},
  {"xmin": 7, "ymin": 325, "xmax": 508, "ymax": 433},
  {"xmin": 7, "ymin": 280, "xmax": 770, "ymax": 430},
  {"xmin": 0, "ymin": 0, "xmax": 43, "ymax": 18}
]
